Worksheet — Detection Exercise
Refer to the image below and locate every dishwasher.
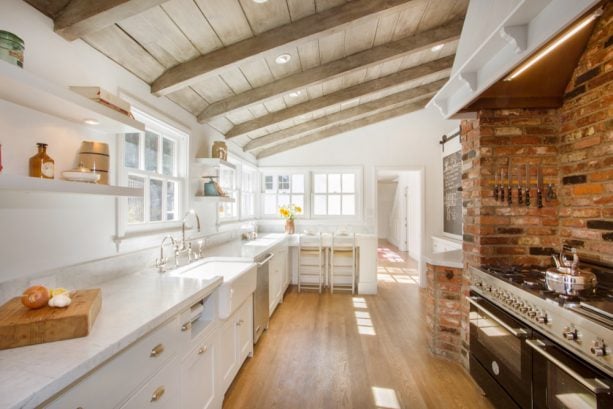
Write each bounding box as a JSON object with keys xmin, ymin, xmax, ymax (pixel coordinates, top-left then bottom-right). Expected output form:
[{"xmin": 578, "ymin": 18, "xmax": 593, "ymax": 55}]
[{"xmin": 253, "ymin": 252, "xmax": 273, "ymax": 344}]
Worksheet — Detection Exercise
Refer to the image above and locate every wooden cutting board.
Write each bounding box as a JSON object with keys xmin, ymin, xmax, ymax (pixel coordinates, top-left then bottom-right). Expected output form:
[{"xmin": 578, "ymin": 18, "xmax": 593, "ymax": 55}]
[{"xmin": 0, "ymin": 288, "xmax": 102, "ymax": 350}]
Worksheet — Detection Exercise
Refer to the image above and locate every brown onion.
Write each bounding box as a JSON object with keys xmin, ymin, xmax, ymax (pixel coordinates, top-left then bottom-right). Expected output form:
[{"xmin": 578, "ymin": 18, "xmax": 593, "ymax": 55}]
[{"xmin": 21, "ymin": 285, "xmax": 50, "ymax": 309}]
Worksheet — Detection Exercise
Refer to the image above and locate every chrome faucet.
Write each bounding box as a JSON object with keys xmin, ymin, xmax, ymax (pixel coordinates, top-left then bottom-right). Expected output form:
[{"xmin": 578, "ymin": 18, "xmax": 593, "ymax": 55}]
[
  {"xmin": 178, "ymin": 209, "xmax": 201, "ymax": 263},
  {"xmin": 156, "ymin": 235, "xmax": 176, "ymax": 273}
]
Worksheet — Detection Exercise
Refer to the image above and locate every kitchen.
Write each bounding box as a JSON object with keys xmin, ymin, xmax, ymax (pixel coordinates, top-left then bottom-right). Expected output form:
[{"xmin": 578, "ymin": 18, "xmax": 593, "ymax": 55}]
[{"xmin": 0, "ymin": 0, "xmax": 611, "ymax": 408}]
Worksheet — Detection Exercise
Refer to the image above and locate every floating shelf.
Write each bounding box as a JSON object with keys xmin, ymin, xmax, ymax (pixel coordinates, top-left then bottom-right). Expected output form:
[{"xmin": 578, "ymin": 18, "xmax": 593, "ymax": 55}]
[
  {"xmin": 194, "ymin": 195, "xmax": 235, "ymax": 202},
  {"xmin": 0, "ymin": 60, "xmax": 145, "ymax": 134},
  {"xmin": 0, "ymin": 174, "xmax": 143, "ymax": 197},
  {"xmin": 194, "ymin": 158, "xmax": 236, "ymax": 169}
]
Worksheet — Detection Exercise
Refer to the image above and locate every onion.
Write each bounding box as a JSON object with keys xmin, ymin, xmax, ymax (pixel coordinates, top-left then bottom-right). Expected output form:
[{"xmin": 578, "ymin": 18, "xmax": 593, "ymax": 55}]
[{"xmin": 21, "ymin": 285, "xmax": 50, "ymax": 309}]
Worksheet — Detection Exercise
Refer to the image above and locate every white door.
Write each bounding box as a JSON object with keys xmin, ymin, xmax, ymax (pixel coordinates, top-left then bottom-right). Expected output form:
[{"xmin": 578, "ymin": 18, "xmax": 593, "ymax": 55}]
[
  {"xmin": 181, "ymin": 331, "xmax": 218, "ymax": 409},
  {"xmin": 236, "ymin": 297, "xmax": 253, "ymax": 361},
  {"xmin": 219, "ymin": 316, "xmax": 238, "ymax": 392}
]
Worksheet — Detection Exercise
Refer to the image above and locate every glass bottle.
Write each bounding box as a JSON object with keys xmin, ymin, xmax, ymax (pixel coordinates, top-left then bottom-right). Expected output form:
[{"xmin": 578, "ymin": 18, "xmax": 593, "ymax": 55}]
[{"xmin": 29, "ymin": 143, "xmax": 54, "ymax": 179}]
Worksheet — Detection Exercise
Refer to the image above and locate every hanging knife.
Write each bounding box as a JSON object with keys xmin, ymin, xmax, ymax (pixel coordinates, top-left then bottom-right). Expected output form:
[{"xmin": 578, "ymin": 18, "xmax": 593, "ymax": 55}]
[
  {"xmin": 507, "ymin": 162, "xmax": 512, "ymax": 205},
  {"xmin": 494, "ymin": 168, "xmax": 499, "ymax": 201},
  {"xmin": 500, "ymin": 167, "xmax": 505, "ymax": 202},
  {"xmin": 518, "ymin": 166, "xmax": 523, "ymax": 205},
  {"xmin": 525, "ymin": 164, "xmax": 531, "ymax": 207},
  {"xmin": 537, "ymin": 166, "xmax": 543, "ymax": 208}
]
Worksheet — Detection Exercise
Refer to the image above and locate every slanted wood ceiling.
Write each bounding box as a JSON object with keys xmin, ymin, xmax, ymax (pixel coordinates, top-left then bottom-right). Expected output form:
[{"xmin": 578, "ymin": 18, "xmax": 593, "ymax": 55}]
[{"xmin": 25, "ymin": 0, "xmax": 468, "ymax": 158}]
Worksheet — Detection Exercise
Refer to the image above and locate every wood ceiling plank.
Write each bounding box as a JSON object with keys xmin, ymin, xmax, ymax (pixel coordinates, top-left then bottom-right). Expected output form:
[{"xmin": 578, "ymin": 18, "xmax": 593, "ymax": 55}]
[
  {"xmin": 195, "ymin": 0, "xmax": 253, "ymax": 46},
  {"xmin": 198, "ymin": 21, "xmax": 462, "ymax": 121},
  {"xmin": 263, "ymin": 98, "xmax": 288, "ymax": 113},
  {"xmin": 283, "ymin": 89, "xmax": 309, "ymax": 107},
  {"xmin": 207, "ymin": 116, "xmax": 235, "ymax": 134},
  {"xmin": 298, "ymin": 40, "xmax": 321, "ymax": 71},
  {"xmin": 255, "ymin": 99, "xmax": 425, "ymax": 158},
  {"xmin": 54, "ymin": 0, "xmax": 168, "ymax": 40},
  {"xmin": 191, "ymin": 76, "xmax": 235, "ymax": 103},
  {"xmin": 24, "ymin": 0, "xmax": 72, "ymax": 19},
  {"xmin": 239, "ymin": 59, "xmax": 275, "ymax": 88},
  {"xmin": 118, "ymin": 7, "xmax": 199, "ymax": 68},
  {"xmin": 152, "ymin": 0, "xmax": 417, "ymax": 95},
  {"xmin": 166, "ymin": 87, "xmax": 210, "ymax": 115},
  {"xmin": 316, "ymin": 0, "xmax": 347, "ymax": 13},
  {"xmin": 341, "ymin": 68, "xmax": 367, "ymax": 89},
  {"xmin": 322, "ymin": 77, "xmax": 344, "ymax": 95},
  {"xmin": 221, "ymin": 68, "xmax": 253, "ymax": 94},
  {"xmin": 239, "ymin": 0, "xmax": 291, "ymax": 35},
  {"xmin": 318, "ymin": 30, "xmax": 347, "ymax": 64},
  {"xmin": 416, "ymin": 0, "xmax": 467, "ymax": 32},
  {"xmin": 373, "ymin": 11, "xmax": 400, "ymax": 46},
  {"xmin": 392, "ymin": 0, "xmax": 428, "ymax": 40},
  {"xmin": 225, "ymin": 55, "xmax": 452, "ymax": 138},
  {"xmin": 83, "ymin": 26, "xmax": 165, "ymax": 83},
  {"xmin": 265, "ymin": 47, "xmax": 302, "ymax": 79},
  {"xmin": 378, "ymin": 56, "xmax": 404, "ymax": 77},
  {"xmin": 344, "ymin": 19, "xmax": 378, "ymax": 56},
  {"xmin": 161, "ymin": 0, "xmax": 223, "ymax": 55},
  {"xmin": 306, "ymin": 84, "xmax": 324, "ymax": 100},
  {"xmin": 286, "ymin": 0, "xmax": 316, "ymax": 22},
  {"xmin": 244, "ymin": 81, "xmax": 441, "ymax": 152},
  {"xmin": 248, "ymin": 103, "xmax": 270, "ymax": 117},
  {"xmin": 226, "ymin": 108, "xmax": 255, "ymax": 125}
]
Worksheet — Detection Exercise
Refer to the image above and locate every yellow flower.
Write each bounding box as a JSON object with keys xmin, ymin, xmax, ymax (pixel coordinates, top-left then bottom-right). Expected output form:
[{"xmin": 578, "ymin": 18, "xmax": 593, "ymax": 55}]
[{"xmin": 294, "ymin": 206, "xmax": 302, "ymax": 213}]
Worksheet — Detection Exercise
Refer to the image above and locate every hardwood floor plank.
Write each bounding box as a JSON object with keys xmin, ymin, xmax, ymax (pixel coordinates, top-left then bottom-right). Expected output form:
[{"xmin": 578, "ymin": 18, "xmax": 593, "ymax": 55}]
[{"xmin": 222, "ymin": 241, "xmax": 494, "ymax": 409}]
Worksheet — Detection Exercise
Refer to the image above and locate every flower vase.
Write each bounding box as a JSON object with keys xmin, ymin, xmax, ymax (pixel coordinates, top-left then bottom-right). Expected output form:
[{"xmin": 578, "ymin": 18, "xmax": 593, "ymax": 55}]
[{"xmin": 285, "ymin": 219, "xmax": 295, "ymax": 234}]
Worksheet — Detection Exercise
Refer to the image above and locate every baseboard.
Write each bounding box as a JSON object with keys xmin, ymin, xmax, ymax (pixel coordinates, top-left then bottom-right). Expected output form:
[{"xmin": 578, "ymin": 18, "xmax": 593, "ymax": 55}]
[{"xmin": 358, "ymin": 281, "xmax": 378, "ymax": 294}]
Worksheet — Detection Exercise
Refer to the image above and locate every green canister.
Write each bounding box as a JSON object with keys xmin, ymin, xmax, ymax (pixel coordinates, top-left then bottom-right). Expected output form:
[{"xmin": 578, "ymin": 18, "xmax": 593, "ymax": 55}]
[{"xmin": 0, "ymin": 31, "xmax": 25, "ymax": 68}]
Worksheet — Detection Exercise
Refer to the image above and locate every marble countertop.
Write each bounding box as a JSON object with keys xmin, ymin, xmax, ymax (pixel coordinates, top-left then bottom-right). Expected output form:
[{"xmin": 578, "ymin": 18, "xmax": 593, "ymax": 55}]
[
  {"xmin": 423, "ymin": 249, "xmax": 464, "ymax": 269},
  {"xmin": 0, "ymin": 270, "xmax": 222, "ymax": 409}
]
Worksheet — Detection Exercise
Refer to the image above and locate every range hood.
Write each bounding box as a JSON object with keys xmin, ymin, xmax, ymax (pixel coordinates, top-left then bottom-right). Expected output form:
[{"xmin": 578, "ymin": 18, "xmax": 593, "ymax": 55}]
[{"xmin": 428, "ymin": 0, "xmax": 601, "ymax": 119}]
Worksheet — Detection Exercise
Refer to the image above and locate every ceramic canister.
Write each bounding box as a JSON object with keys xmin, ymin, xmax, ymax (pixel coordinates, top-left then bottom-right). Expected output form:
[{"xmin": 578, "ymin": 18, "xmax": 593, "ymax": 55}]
[
  {"xmin": 0, "ymin": 31, "xmax": 25, "ymax": 68},
  {"xmin": 211, "ymin": 141, "xmax": 228, "ymax": 161},
  {"xmin": 79, "ymin": 141, "xmax": 110, "ymax": 184}
]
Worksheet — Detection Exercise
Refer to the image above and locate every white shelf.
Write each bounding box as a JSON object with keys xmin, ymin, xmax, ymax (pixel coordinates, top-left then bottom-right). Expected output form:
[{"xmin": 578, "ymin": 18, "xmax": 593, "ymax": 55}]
[
  {"xmin": 194, "ymin": 158, "xmax": 236, "ymax": 169},
  {"xmin": 194, "ymin": 195, "xmax": 235, "ymax": 202},
  {"xmin": 0, "ymin": 61, "xmax": 145, "ymax": 134},
  {"xmin": 0, "ymin": 174, "xmax": 143, "ymax": 197}
]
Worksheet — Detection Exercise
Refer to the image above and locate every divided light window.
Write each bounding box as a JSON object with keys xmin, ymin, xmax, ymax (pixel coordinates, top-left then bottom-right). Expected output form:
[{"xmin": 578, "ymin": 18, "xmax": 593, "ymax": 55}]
[
  {"xmin": 241, "ymin": 164, "xmax": 258, "ymax": 219},
  {"xmin": 313, "ymin": 173, "xmax": 356, "ymax": 216},
  {"xmin": 218, "ymin": 165, "xmax": 238, "ymax": 221},
  {"xmin": 262, "ymin": 173, "xmax": 305, "ymax": 217}
]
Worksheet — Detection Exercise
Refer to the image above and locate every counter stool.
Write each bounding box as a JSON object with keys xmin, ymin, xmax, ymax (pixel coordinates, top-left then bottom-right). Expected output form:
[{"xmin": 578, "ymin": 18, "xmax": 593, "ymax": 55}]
[
  {"xmin": 330, "ymin": 233, "xmax": 356, "ymax": 294},
  {"xmin": 298, "ymin": 232, "xmax": 326, "ymax": 293}
]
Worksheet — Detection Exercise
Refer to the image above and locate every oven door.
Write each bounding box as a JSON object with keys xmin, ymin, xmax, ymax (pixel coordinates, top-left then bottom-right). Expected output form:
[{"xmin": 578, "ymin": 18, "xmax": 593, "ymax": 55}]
[
  {"xmin": 468, "ymin": 294, "xmax": 533, "ymax": 409},
  {"xmin": 529, "ymin": 336, "xmax": 612, "ymax": 409}
]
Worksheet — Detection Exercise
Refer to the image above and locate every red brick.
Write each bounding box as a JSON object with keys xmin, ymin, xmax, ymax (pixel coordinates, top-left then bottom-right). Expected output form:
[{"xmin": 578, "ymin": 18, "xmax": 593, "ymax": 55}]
[{"xmin": 572, "ymin": 183, "xmax": 605, "ymax": 195}]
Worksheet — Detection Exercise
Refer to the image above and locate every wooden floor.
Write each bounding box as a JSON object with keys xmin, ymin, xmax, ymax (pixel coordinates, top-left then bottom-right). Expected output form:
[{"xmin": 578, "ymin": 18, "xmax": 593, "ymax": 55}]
[{"xmin": 223, "ymin": 240, "xmax": 494, "ymax": 409}]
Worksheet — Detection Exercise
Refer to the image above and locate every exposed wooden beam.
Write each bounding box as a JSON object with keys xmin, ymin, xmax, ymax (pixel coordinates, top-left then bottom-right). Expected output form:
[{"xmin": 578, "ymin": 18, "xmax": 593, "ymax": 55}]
[
  {"xmin": 227, "ymin": 56, "xmax": 454, "ymax": 139},
  {"xmin": 244, "ymin": 79, "xmax": 444, "ymax": 152},
  {"xmin": 151, "ymin": 0, "xmax": 417, "ymax": 96},
  {"xmin": 197, "ymin": 20, "xmax": 462, "ymax": 122},
  {"xmin": 256, "ymin": 100, "xmax": 427, "ymax": 159},
  {"xmin": 54, "ymin": 0, "xmax": 167, "ymax": 41}
]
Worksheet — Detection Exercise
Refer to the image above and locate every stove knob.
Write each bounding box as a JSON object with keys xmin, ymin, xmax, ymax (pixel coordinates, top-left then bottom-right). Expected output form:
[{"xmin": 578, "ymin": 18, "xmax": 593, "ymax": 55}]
[
  {"xmin": 475, "ymin": 281, "xmax": 483, "ymax": 288},
  {"xmin": 519, "ymin": 306, "xmax": 529, "ymax": 313},
  {"xmin": 527, "ymin": 309, "xmax": 537, "ymax": 318},
  {"xmin": 563, "ymin": 327, "xmax": 577, "ymax": 341},
  {"xmin": 536, "ymin": 314, "xmax": 548, "ymax": 324},
  {"xmin": 591, "ymin": 339, "xmax": 606, "ymax": 357},
  {"xmin": 513, "ymin": 301, "xmax": 522, "ymax": 309}
]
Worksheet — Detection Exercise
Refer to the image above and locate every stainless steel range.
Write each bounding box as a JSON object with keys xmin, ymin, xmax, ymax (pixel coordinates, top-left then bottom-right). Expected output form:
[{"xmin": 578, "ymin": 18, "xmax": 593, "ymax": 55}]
[{"xmin": 468, "ymin": 259, "xmax": 613, "ymax": 409}]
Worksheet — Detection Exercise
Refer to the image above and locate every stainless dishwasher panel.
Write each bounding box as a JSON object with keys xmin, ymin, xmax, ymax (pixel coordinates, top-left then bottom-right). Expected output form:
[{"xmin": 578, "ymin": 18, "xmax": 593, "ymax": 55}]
[{"xmin": 253, "ymin": 253, "xmax": 273, "ymax": 344}]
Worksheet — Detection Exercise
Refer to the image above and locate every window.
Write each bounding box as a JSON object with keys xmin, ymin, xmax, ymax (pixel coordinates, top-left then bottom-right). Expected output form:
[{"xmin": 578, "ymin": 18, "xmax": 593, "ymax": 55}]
[
  {"xmin": 218, "ymin": 164, "xmax": 238, "ymax": 221},
  {"xmin": 262, "ymin": 173, "xmax": 305, "ymax": 217},
  {"xmin": 121, "ymin": 109, "xmax": 187, "ymax": 229},
  {"xmin": 313, "ymin": 172, "xmax": 357, "ymax": 217},
  {"xmin": 241, "ymin": 164, "xmax": 258, "ymax": 219}
]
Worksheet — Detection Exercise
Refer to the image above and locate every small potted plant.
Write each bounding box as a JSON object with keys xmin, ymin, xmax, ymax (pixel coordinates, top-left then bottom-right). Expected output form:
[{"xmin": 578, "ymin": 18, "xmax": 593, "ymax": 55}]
[{"xmin": 279, "ymin": 204, "xmax": 301, "ymax": 234}]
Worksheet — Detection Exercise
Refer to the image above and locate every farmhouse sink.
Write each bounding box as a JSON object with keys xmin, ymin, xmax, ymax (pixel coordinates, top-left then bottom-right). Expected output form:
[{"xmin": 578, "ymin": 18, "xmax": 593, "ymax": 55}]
[{"xmin": 173, "ymin": 260, "xmax": 256, "ymax": 319}]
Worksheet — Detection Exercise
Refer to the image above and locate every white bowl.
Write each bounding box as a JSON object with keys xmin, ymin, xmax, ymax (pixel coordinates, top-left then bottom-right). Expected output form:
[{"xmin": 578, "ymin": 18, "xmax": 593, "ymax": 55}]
[{"xmin": 62, "ymin": 171, "xmax": 101, "ymax": 183}]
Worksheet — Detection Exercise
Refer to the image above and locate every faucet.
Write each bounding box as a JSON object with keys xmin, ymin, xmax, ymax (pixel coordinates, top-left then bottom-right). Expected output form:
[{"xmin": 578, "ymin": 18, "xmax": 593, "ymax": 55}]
[
  {"xmin": 178, "ymin": 209, "xmax": 201, "ymax": 263},
  {"xmin": 155, "ymin": 235, "xmax": 176, "ymax": 273}
]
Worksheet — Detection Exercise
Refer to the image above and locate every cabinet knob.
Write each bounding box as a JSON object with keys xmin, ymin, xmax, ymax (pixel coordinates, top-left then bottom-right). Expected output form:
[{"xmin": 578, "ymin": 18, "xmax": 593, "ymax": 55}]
[
  {"xmin": 150, "ymin": 386, "xmax": 166, "ymax": 402},
  {"xmin": 236, "ymin": 319, "xmax": 245, "ymax": 327},
  {"xmin": 181, "ymin": 321, "xmax": 192, "ymax": 332},
  {"xmin": 150, "ymin": 343, "xmax": 165, "ymax": 358},
  {"xmin": 198, "ymin": 345, "xmax": 208, "ymax": 355}
]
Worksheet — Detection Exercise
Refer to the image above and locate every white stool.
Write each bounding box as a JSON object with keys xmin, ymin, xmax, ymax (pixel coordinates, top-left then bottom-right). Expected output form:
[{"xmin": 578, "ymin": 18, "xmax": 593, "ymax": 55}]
[
  {"xmin": 330, "ymin": 232, "xmax": 356, "ymax": 294},
  {"xmin": 298, "ymin": 233, "xmax": 326, "ymax": 293}
]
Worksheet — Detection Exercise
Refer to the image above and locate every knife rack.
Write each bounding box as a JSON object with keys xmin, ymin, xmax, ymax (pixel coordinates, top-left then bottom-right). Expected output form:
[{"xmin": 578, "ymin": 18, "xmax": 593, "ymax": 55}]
[{"xmin": 491, "ymin": 164, "xmax": 556, "ymax": 208}]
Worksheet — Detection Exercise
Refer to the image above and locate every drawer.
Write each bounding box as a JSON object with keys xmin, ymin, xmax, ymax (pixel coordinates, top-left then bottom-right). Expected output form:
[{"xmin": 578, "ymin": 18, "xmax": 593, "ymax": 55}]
[
  {"xmin": 120, "ymin": 357, "xmax": 181, "ymax": 409},
  {"xmin": 45, "ymin": 315, "xmax": 183, "ymax": 409}
]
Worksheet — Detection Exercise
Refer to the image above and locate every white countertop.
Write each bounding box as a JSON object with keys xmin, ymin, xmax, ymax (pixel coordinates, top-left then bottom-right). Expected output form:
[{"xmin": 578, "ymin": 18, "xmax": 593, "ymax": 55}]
[
  {"xmin": 423, "ymin": 249, "xmax": 464, "ymax": 269},
  {"xmin": 0, "ymin": 270, "xmax": 222, "ymax": 409}
]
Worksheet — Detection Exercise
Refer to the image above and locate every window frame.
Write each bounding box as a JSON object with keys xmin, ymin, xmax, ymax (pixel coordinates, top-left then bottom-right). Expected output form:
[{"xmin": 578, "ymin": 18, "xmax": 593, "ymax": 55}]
[
  {"xmin": 259, "ymin": 169, "xmax": 308, "ymax": 219},
  {"xmin": 310, "ymin": 167, "xmax": 362, "ymax": 220},
  {"xmin": 239, "ymin": 162, "xmax": 259, "ymax": 221},
  {"xmin": 217, "ymin": 161, "xmax": 239, "ymax": 223},
  {"xmin": 117, "ymin": 108, "xmax": 189, "ymax": 235}
]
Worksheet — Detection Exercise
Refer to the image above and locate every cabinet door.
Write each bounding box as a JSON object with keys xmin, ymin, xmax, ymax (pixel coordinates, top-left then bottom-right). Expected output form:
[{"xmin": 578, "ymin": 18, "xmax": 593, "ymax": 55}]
[
  {"xmin": 236, "ymin": 296, "xmax": 253, "ymax": 362},
  {"xmin": 218, "ymin": 316, "xmax": 238, "ymax": 392},
  {"xmin": 181, "ymin": 331, "xmax": 219, "ymax": 409},
  {"xmin": 120, "ymin": 357, "xmax": 181, "ymax": 409},
  {"xmin": 278, "ymin": 248, "xmax": 289, "ymax": 295},
  {"xmin": 269, "ymin": 254, "xmax": 280, "ymax": 315}
]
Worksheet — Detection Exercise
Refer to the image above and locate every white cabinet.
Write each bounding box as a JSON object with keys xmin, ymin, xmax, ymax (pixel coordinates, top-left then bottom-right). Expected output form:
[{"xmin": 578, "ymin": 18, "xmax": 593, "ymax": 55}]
[
  {"xmin": 181, "ymin": 330, "xmax": 220, "ymax": 409},
  {"xmin": 268, "ymin": 245, "xmax": 288, "ymax": 316},
  {"xmin": 218, "ymin": 296, "xmax": 253, "ymax": 394},
  {"xmin": 121, "ymin": 357, "xmax": 181, "ymax": 409}
]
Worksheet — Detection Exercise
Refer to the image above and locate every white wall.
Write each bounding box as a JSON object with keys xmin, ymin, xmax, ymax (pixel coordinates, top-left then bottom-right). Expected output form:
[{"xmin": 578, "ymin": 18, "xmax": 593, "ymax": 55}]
[
  {"xmin": 0, "ymin": 0, "xmax": 252, "ymax": 283},
  {"xmin": 258, "ymin": 106, "xmax": 459, "ymax": 255},
  {"xmin": 376, "ymin": 181, "xmax": 396, "ymax": 239},
  {"xmin": 406, "ymin": 171, "xmax": 423, "ymax": 259}
]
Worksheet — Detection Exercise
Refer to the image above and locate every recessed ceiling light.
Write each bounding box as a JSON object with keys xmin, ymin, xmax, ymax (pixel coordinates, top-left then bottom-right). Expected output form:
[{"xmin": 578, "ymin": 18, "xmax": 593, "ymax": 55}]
[
  {"xmin": 275, "ymin": 53, "xmax": 292, "ymax": 65},
  {"xmin": 431, "ymin": 44, "xmax": 444, "ymax": 52},
  {"xmin": 288, "ymin": 91, "xmax": 302, "ymax": 98},
  {"xmin": 253, "ymin": 0, "xmax": 269, "ymax": 3},
  {"xmin": 84, "ymin": 119, "xmax": 100, "ymax": 125}
]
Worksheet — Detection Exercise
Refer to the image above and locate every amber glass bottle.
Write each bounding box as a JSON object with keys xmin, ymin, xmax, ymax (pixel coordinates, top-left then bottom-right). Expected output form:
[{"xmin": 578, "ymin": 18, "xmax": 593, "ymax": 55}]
[{"xmin": 29, "ymin": 143, "xmax": 55, "ymax": 179}]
